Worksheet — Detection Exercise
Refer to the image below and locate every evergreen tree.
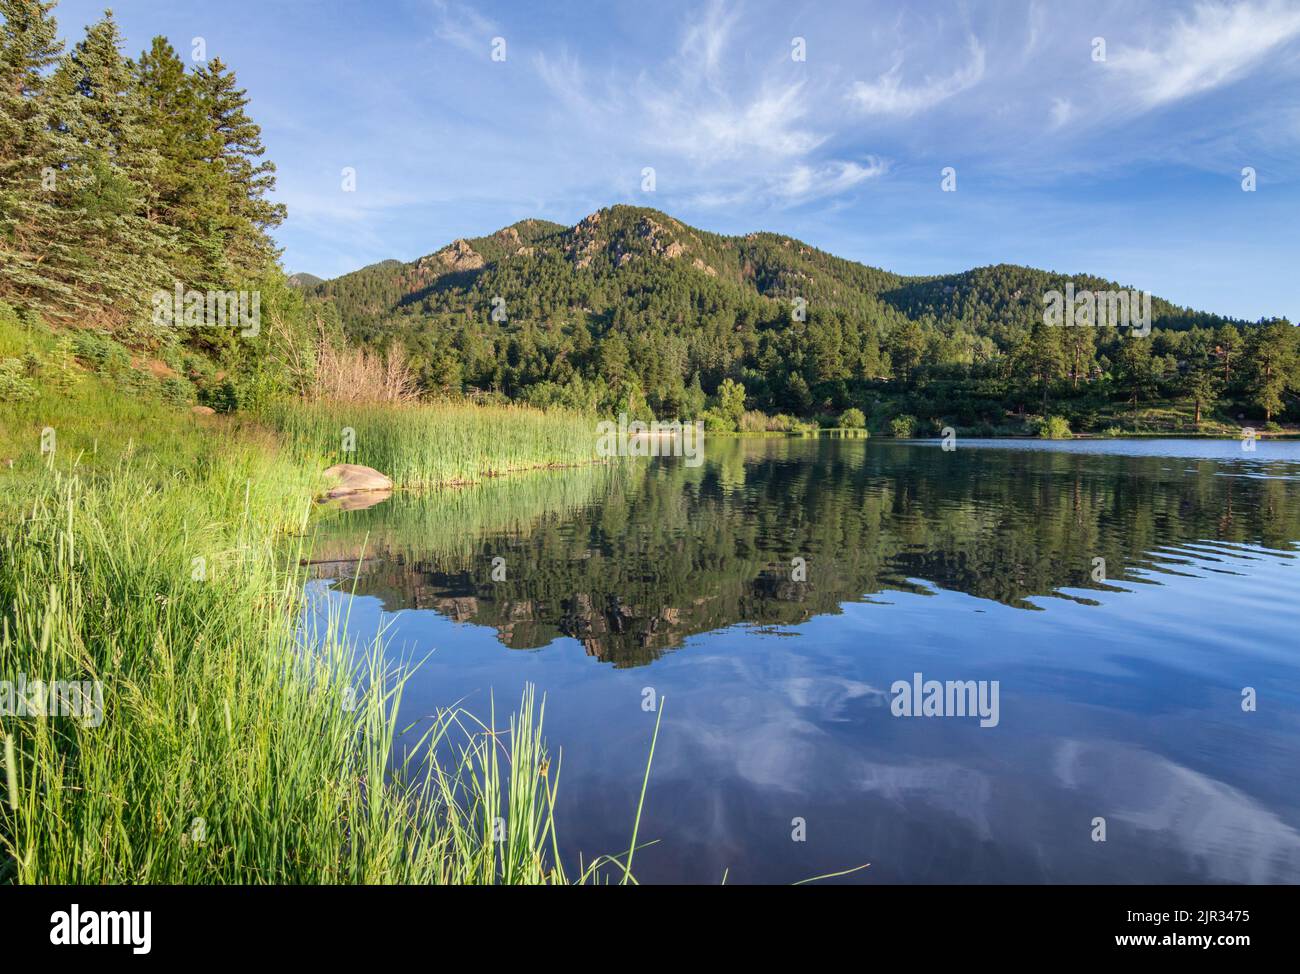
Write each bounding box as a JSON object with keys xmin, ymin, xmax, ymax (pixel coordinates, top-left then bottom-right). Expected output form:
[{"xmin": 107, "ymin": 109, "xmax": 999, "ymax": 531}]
[
  {"xmin": 888, "ymin": 319, "xmax": 925, "ymax": 384},
  {"xmin": 1062, "ymin": 322, "xmax": 1096, "ymax": 388},
  {"xmin": 193, "ymin": 56, "xmax": 285, "ymax": 277},
  {"xmin": 133, "ymin": 35, "xmax": 219, "ymax": 286},
  {"xmin": 53, "ymin": 11, "xmax": 172, "ymax": 319},
  {"xmin": 1244, "ymin": 321, "xmax": 1298, "ymax": 423},
  {"xmin": 1182, "ymin": 357, "xmax": 1221, "ymax": 426},
  {"xmin": 1016, "ymin": 321, "xmax": 1065, "ymax": 412},
  {"xmin": 1114, "ymin": 338, "xmax": 1157, "ymax": 415},
  {"xmin": 1215, "ymin": 325, "xmax": 1241, "ymax": 385},
  {"xmin": 0, "ymin": 0, "xmax": 85, "ymax": 310}
]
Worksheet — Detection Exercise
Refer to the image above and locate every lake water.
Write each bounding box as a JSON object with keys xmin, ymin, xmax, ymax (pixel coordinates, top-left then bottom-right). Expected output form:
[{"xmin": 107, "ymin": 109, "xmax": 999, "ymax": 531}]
[{"xmin": 307, "ymin": 438, "xmax": 1300, "ymax": 884}]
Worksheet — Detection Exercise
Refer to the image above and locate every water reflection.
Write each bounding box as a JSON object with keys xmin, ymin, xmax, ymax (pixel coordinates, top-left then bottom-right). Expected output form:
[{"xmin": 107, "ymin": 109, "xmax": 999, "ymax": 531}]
[
  {"xmin": 312, "ymin": 438, "xmax": 1300, "ymax": 666},
  {"xmin": 308, "ymin": 438, "xmax": 1300, "ymax": 883}
]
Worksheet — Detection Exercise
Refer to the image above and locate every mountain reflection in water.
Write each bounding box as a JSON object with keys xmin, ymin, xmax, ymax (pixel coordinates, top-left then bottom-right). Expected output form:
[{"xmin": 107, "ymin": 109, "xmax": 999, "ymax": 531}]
[
  {"xmin": 310, "ymin": 438, "xmax": 1300, "ymax": 668},
  {"xmin": 306, "ymin": 438, "xmax": 1300, "ymax": 883}
]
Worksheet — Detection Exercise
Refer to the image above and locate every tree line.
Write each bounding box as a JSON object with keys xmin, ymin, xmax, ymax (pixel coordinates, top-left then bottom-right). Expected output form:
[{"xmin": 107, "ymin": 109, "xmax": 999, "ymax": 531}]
[{"xmin": 1, "ymin": 1, "xmax": 283, "ymax": 339}]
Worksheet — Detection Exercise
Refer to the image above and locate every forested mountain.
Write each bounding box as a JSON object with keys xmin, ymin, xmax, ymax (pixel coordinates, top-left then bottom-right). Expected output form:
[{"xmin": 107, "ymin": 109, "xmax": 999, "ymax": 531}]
[{"xmin": 306, "ymin": 204, "xmax": 1298, "ymax": 433}]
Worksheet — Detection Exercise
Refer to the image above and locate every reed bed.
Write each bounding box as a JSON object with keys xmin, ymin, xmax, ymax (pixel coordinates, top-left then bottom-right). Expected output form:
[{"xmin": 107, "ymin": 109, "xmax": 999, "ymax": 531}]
[{"xmin": 267, "ymin": 400, "xmax": 603, "ymax": 488}]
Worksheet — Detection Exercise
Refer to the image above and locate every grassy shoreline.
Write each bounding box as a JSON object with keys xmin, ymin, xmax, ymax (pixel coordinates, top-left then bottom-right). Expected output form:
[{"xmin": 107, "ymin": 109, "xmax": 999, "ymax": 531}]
[
  {"xmin": 0, "ymin": 381, "xmax": 644, "ymax": 884},
  {"xmin": 1, "ymin": 364, "xmax": 1288, "ymax": 883},
  {"xmin": 267, "ymin": 400, "xmax": 603, "ymax": 489}
]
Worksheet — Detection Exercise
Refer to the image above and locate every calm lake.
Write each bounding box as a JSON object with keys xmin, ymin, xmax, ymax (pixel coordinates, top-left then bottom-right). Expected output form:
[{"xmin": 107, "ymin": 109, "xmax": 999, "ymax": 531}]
[{"xmin": 307, "ymin": 438, "xmax": 1300, "ymax": 884}]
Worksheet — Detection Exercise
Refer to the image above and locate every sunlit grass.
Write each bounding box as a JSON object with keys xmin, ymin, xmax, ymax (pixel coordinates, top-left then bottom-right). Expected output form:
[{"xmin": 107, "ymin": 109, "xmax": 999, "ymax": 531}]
[
  {"xmin": 0, "ymin": 386, "xmax": 652, "ymax": 884},
  {"xmin": 267, "ymin": 400, "xmax": 603, "ymax": 488}
]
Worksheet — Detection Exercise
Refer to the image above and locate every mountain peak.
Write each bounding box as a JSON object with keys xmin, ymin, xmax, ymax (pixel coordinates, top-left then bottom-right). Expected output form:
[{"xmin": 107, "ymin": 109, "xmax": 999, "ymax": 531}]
[{"xmin": 310, "ymin": 205, "xmax": 1246, "ymax": 349}]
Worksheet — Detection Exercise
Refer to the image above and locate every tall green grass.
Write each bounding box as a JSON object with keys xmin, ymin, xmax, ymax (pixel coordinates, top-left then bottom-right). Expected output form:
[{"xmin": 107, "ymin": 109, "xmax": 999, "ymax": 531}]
[
  {"xmin": 0, "ymin": 457, "xmax": 654, "ymax": 883},
  {"xmin": 0, "ymin": 376, "xmax": 653, "ymax": 883},
  {"xmin": 268, "ymin": 400, "xmax": 603, "ymax": 488}
]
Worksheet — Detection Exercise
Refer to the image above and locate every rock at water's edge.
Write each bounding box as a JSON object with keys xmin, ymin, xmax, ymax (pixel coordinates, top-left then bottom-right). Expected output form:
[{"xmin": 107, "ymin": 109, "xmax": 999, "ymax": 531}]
[{"xmin": 322, "ymin": 463, "xmax": 394, "ymax": 498}]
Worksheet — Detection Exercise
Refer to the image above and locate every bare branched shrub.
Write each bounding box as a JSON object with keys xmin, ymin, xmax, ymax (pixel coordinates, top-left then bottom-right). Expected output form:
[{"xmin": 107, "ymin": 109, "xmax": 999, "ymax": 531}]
[{"xmin": 312, "ymin": 341, "xmax": 420, "ymax": 404}]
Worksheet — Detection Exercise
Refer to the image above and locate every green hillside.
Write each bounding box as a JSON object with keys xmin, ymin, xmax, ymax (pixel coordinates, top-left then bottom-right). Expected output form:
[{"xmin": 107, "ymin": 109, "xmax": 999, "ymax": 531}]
[{"xmin": 305, "ymin": 204, "xmax": 1297, "ymax": 436}]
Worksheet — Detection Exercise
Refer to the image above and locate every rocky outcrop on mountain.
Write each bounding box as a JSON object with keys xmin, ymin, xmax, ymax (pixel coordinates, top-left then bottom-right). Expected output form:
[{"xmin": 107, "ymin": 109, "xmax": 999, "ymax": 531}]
[{"xmin": 425, "ymin": 238, "xmax": 485, "ymax": 272}]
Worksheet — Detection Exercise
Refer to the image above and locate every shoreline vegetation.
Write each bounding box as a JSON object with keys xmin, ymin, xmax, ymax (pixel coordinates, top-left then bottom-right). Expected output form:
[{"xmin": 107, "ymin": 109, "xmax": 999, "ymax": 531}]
[
  {"xmin": 0, "ymin": 371, "xmax": 663, "ymax": 883},
  {"xmin": 0, "ymin": 328, "xmax": 1289, "ymax": 888}
]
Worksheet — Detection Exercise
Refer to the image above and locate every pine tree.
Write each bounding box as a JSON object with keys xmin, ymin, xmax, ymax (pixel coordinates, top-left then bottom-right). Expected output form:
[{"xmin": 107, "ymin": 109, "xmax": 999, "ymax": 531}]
[
  {"xmin": 0, "ymin": 0, "xmax": 85, "ymax": 311},
  {"xmin": 1214, "ymin": 325, "xmax": 1240, "ymax": 385},
  {"xmin": 1062, "ymin": 320, "xmax": 1096, "ymax": 388},
  {"xmin": 52, "ymin": 12, "xmax": 172, "ymax": 320},
  {"xmin": 1244, "ymin": 321, "xmax": 1298, "ymax": 423},
  {"xmin": 193, "ymin": 56, "xmax": 285, "ymax": 278},
  {"xmin": 133, "ymin": 35, "xmax": 217, "ymax": 286},
  {"xmin": 1016, "ymin": 321, "xmax": 1065, "ymax": 412},
  {"xmin": 1114, "ymin": 337, "xmax": 1157, "ymax": 415},
  {"xmin": 1182, "ymin": 357, "xmax": 1221, "ymax": 426}
]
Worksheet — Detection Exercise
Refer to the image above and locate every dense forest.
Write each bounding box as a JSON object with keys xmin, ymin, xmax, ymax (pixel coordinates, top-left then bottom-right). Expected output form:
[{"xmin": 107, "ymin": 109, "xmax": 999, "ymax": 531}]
[{"xmin": 307, "ymin": 205, "xmax": 1300, "ymax": 435}]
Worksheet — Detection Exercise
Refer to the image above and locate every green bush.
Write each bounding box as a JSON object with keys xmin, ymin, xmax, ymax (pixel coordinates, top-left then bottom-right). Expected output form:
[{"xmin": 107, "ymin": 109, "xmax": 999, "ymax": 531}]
[
  {"xmin": 840, "ymin": 407, "xmax": 866, "ymax": 429},
  {"xmin": 113, "ymin": 366, "xmax": 158, "ymax": 399},
  {"xmin": 161, "ymin": 374, "xmax": 197, "ymax": 406},
  {"xmin": 890, "ymin": 414, "xmax": 917, "ymax": 438},
  {"xmin": 703, "ymin": 408, "xmax": 736, "ymax": 433},
  {"xmin": 0, "ymin": 357, "xmax": 37, "ymax": 402},
  {"xmin": 201, "ymin": 378, "xmax": 240, "ymax": 414},
  {"xmin": 71, "ymin": 329, "xmax": 113, "ymax": 368},
  {"xmin": 43, "ymin": 336, "xmax": 83, "ymax": 392},
  {"xmin": 1036, "ymin": 415, "xmax": 1072, "ymax": 439}
]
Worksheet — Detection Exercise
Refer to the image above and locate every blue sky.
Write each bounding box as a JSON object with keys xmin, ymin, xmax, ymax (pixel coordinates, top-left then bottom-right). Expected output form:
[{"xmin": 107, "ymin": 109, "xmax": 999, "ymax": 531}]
[{"xmin": 53, "ymin": 0, "xmax": 1300, "ymax": 321}]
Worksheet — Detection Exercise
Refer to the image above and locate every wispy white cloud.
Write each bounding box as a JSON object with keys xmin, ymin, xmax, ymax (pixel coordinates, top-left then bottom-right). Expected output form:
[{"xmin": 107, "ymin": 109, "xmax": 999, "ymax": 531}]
[
  {"xmin": 430, "ymin": 0, "xmax": 499, "ymax": 58},
  {"xmin": 528, "ymin": 0, "xmax": 856, "ymax": 211},
  {"xmin": 777, "ymin": 157, "xmax": 888, "ymax": 203},
  {"xmin": 1110, "ymin": 0, "xmax": 1300, "ymax": 108},
  {"xmin": 687, "ymin": 156, "xmax": 887, "ymax": 210},
  {"xmin": 677, "ymin": 0, "xmax": 740, "ymax": 88},
  {"xmin": 534, "ymin": 48, "xmax": 609, "ymax": 119},
  {"xmin": 848, "ymin": 36, "xmax": 986, "ymax": 116},
  {"xmin": 1049, "ymin": 97, "xmax": 1073, "ymax": 130},
  {"xmin": 645, "ymin": 81, "xmax": 824, "ymax": 162},
  {"xmin": 535, "ymin": 2, "xmax": 823, "ymax": 165}
]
